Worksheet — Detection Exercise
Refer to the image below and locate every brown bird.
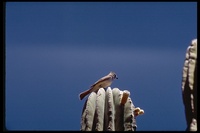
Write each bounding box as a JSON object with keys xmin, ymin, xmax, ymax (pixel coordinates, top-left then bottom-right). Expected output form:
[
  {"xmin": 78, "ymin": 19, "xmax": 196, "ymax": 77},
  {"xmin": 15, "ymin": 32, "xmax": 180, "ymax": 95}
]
[{"xmin": 79, "ymin": 71, "xmax": 118, "ymax": 100}]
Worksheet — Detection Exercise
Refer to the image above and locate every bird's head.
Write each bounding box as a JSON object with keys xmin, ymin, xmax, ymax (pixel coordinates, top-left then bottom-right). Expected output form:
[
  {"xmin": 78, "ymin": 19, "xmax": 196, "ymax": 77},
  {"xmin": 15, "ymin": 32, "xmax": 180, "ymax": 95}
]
[{"xmin": 110, "ymin": 71, "xmax": 118, "ymax": 79}]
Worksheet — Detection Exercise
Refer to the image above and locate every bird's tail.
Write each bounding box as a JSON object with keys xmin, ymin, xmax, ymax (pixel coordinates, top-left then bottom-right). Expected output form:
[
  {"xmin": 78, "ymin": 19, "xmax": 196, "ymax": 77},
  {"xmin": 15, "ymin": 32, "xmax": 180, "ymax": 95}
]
[{"xmin": 79, "ymin": 90, "xmax": 90, "ymax": 100}]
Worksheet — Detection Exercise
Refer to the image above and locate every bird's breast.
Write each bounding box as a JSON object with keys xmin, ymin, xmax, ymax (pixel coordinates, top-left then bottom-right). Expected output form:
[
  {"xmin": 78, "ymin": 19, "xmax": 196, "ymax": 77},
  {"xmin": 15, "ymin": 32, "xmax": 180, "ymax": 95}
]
[{"xmin": 99, "ymin": 79, "xmax": 112, "ymax": 88}]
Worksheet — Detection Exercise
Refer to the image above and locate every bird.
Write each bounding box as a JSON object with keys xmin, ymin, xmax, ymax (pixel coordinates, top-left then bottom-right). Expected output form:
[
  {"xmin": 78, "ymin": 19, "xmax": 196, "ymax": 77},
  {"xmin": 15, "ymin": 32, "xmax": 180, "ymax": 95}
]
[{"xmin": 79, "ymin": 71, "xmax": 118, "ymax": 100}]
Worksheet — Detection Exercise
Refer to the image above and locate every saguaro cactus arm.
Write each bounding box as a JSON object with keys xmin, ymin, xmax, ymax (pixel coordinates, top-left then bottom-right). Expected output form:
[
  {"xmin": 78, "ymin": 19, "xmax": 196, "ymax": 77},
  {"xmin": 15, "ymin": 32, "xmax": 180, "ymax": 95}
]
[
  {"xmin": 80, "ymin": 87, "xmax": 144, "ymax": 131},
  {"xmin": 181, "ymin": 39, "xmax": 197, "ymax": 131}
]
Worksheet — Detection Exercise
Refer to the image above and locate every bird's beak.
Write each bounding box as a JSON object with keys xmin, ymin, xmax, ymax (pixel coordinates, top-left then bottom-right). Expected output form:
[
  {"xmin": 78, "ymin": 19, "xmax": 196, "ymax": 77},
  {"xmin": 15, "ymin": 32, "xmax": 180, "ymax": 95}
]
[{"xmin": 116, "ymin": 77, "xmax": 118, "ymax": 79}]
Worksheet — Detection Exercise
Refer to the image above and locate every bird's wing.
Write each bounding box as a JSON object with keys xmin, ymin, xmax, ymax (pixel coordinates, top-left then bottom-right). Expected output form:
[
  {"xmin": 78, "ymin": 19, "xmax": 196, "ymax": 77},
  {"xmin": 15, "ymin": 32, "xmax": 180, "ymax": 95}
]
[{"xmin": 90, "ymin": 75, "xmax": 111, "ymax": 88}]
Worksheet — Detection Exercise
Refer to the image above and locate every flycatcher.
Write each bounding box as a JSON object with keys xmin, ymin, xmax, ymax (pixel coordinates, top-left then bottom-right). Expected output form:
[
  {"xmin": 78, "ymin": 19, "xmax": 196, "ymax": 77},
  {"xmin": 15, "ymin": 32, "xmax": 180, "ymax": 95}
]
[{"xmin": 79, "ymin": 71, "xmax": 118, "ymax": 100}]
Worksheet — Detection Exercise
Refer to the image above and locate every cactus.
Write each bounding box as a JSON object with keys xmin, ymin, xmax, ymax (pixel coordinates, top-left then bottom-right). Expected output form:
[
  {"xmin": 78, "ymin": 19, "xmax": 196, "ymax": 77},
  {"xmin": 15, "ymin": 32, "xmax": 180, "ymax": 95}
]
[
  {"xmin": 80, "ymin": 87, "xmax": 144, "ymax": 131},
  {"xmin": 181, "ymin": 39, "xmax": 197, "ymax": 131}
]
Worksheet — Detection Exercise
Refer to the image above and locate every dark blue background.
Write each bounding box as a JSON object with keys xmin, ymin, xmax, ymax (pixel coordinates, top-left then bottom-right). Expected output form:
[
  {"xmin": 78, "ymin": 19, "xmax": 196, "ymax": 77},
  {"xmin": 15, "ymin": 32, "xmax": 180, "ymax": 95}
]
[{"xmin": 5, "ymin": 2, "xmax": 197, "ymax": 131}]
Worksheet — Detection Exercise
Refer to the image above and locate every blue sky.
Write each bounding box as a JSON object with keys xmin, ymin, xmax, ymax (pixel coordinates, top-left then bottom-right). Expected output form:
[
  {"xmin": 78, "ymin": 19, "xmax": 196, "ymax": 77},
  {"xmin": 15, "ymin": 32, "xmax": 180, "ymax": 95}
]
[{"xmin": 5, "ymin": 2, "xmax": 197, "ymax": 131}]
